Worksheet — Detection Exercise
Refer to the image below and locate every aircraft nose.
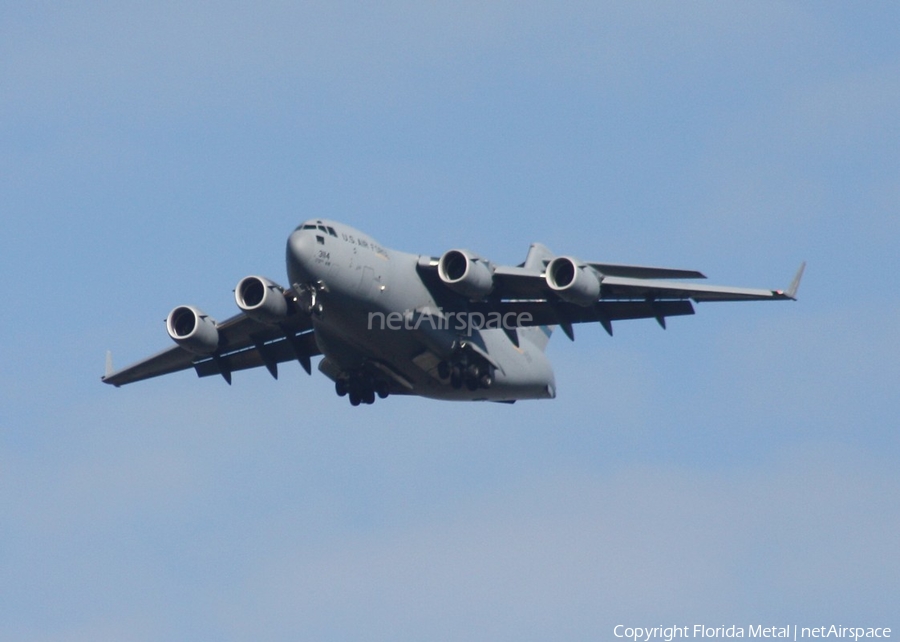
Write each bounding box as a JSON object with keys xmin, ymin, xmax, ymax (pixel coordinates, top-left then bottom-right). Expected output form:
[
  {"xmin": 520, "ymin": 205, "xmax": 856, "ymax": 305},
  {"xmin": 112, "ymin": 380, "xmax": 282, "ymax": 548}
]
[{"xmin": 286, "ymin": 228, "xmax": 316, "ymax": 283}]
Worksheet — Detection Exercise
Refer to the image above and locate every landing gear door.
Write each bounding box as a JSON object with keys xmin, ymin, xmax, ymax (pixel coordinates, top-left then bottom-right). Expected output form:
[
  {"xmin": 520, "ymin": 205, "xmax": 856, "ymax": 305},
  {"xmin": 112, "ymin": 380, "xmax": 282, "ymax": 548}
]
[{"xmin": 357, "ymin": 265, "xmax": 377, "ymax": 298}]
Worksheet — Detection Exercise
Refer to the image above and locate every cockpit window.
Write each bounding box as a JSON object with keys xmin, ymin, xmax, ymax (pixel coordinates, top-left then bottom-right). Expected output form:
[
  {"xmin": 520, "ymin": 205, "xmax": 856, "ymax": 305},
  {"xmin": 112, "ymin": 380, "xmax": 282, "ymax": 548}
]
[{"xmin": 296, "ymin": 223, "xmax": 337, "ymax": 236}]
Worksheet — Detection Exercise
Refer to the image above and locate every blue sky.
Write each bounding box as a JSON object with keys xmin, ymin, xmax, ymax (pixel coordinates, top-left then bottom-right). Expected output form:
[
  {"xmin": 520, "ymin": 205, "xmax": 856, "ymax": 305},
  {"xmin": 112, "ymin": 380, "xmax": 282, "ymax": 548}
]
[{"xmin": 2, "ymin": 2, "xmax": 898, "ymax": 639}]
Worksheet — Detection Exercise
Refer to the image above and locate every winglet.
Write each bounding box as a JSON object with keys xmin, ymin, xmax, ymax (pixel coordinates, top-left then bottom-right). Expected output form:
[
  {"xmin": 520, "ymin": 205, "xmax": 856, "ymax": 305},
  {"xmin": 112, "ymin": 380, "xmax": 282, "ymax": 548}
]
[
  {"xmin": 785, "ymin": 261, "xmax": 806, "ymax": 300},
  {"xmin": 105, "ymin": 351, "xmax": 114, "ymax": 378}
]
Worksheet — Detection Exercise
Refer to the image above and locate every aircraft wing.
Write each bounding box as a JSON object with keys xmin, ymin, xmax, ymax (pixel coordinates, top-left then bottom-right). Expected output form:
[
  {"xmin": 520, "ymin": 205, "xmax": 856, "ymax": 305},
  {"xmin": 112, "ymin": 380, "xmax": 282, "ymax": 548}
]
[
  {"xmin": 102, "ymin": 311, "xmax": 319, "ymax": 387},
  {"xmin": 420, "ymin": 259, "xmax": 803, "ymax": 335},
  {"xmin": 596, "ymin": 274, "xmax": 796, "ymax": 302}
]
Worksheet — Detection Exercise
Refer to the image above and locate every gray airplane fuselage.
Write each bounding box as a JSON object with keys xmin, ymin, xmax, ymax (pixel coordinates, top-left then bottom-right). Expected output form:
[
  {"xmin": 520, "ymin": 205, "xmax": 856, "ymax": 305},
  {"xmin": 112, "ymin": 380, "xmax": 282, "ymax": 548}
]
[
  {"xmin": 286, "ymin": 220, "xmax": 556, "ymax": 402},
  {"xmin": 101, "ymin": 217, "xmax": 800, "ymax": 401}
]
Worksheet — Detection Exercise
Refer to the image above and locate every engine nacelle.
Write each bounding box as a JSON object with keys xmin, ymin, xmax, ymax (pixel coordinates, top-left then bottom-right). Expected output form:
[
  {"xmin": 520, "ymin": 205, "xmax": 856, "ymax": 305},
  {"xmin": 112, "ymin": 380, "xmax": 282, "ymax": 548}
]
[
  {"xmin": 437, "ymin": 249, "xmax": 494, "ymax": 299},
  {"xmin": 546, "ymin": 256, "xmax": 601, "ymax": 307},
  {"xmin": 166, "ymin": 305, "xmax": 219, "ymax": 355},
  {"xmin": 235, "ymin": 275, "xmax": 288, "ymax": 323}
]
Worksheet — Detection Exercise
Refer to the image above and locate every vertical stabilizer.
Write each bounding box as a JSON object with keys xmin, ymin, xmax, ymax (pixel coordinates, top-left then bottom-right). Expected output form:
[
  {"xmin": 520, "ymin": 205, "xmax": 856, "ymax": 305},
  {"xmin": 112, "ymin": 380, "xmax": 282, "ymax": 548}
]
[
  {"xmin": 523, "ymin": 242, "xmax": 555, "ymax": 270},
  {"xmin": 520, "ymin": 242, "xmax": 556, "ymax": 351}
]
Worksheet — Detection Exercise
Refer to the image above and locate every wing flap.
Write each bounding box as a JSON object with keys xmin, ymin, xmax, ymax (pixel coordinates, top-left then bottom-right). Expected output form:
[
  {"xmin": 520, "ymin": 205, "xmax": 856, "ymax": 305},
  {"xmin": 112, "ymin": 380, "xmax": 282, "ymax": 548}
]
[
  {"xmin": 491, "ymin": 265, "xmax": 548, "ymax": 299},
  {"xmin": 589, "ymin": 263, "xmax": 705, "ymax": 279},
  {"xmin": 600, "ymin": 276, "xmax": 790, "ymax": 302},
  {"xmin": 489, "ymin": 265, "xmax": 711, "ymax": 302},
  {"xmin": 193, "ymin": 331, "xmax": 320, "ymax": 379},
  {"xmin": 471, "ymin": 300, "xmax": 695, "ymax": 327}
]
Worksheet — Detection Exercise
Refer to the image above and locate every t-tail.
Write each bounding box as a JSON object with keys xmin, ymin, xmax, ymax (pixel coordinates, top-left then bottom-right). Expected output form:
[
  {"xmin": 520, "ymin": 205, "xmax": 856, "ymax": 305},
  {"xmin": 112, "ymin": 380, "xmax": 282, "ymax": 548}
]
[{"xmin": 519, "ymin": 242, "xmax": 556, "ymax": 351}]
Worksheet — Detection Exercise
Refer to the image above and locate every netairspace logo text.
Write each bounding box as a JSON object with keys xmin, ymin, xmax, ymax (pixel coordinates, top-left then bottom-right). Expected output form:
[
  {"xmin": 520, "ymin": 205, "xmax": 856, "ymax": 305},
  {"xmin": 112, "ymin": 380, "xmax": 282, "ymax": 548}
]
[{"xmin": 613, "ymin": 625, "xmax": 891, "ymax": 642}]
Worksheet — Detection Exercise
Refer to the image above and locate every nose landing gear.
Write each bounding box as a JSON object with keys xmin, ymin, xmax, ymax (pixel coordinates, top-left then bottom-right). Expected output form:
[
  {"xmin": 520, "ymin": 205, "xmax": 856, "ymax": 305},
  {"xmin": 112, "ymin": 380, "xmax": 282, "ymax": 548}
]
[{"xmin": 292, "ymin": 281, "xmax": 327, "ymax": 316}]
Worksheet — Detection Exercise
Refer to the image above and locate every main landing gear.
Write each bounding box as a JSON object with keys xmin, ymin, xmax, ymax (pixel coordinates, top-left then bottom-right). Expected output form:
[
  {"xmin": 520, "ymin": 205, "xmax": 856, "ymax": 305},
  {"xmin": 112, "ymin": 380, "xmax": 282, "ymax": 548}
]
[
  {"xmin": 437, "ymin": 358, "xmax": 493, "ymax": 391},
  {"xmin": 335, "ymin": 373, "xmax": 390, "ymax": 406}
]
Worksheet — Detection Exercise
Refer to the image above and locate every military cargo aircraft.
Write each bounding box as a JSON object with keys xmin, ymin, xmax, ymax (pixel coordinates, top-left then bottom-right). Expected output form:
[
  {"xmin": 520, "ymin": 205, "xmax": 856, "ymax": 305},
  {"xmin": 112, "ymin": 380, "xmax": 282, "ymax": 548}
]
[{"xmin": 102, "ymin": 220, "xmax": 804, "ymax": 405}]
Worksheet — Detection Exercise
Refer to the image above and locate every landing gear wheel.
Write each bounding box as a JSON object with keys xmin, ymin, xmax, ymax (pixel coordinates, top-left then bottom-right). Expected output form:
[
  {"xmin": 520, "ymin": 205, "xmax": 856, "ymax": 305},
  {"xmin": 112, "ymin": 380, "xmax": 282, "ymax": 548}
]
[
  {"xmin": 335, "ymin": 379, "xmax": 348, "ymax": 397},
  {"xmin": 349, "ymin": 391, "xmax": 361, "ymax": 406},
  {"xmin": 464, "ymin": 363, "xmax": 480, "ymax": 390},
  {"xmin": 375, "ymin": 381, "xmax": 390, "ymax": 399},
  {"xmin": 450, "ymin": 365, "xmax": 463, "ymax": 389},
  {"xmin": 437, "ymin": 361, "xmax": 450, "ymax": 380},
  {"xmin": 479, "ymin": 373, "xmax": 493, "ymax": 388}
]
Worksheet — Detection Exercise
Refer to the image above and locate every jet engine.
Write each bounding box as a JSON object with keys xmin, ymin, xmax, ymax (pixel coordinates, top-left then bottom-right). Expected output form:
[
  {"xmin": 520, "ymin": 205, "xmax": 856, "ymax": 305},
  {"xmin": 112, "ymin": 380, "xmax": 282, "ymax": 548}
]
[
  {"xmin": 166, "ymin": 305, "xmax": 219, "ymax": 354},
  {"xmin": 546, "ymin": 256, "xmax": 601, "ymax": 307},
  {"xmin": 235, "ymin": 275, "xmax": 288, "ymax": 323},
  {"xmin": 437, "ymin": 249, "xmax": 493, "ymax": 299}
]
